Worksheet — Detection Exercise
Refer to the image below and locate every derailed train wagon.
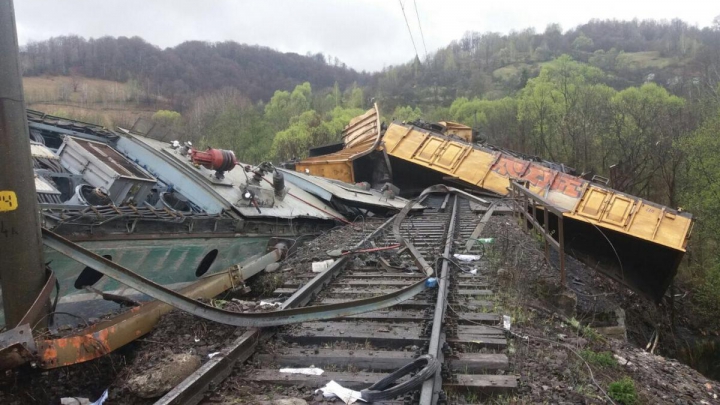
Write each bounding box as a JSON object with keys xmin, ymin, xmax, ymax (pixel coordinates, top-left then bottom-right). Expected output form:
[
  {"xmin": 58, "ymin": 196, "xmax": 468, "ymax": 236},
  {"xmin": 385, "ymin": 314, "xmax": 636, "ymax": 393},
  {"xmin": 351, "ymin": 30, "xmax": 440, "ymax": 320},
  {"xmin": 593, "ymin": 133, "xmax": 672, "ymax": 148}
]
[{"xmin": 295, "ymin": 106, "xmax": 693, "ymax": 302}]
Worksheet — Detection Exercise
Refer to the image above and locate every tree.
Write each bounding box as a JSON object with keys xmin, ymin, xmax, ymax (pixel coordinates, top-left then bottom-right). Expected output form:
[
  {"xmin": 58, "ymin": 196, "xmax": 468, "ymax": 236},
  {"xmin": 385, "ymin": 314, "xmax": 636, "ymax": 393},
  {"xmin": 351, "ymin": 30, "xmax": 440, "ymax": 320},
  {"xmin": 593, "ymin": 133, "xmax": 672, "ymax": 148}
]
[{"xmin": 572, "ymin": 32, "xmax": 594, "ymax": 51}]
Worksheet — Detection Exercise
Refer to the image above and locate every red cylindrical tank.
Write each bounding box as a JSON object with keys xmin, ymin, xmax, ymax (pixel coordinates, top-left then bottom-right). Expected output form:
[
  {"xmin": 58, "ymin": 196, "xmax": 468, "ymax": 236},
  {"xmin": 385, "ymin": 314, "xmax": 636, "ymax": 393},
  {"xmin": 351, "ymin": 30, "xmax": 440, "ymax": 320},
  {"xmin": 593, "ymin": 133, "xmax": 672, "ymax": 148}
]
[{"xmin": 190, "ymin": 148, "xmax": 238, "ymax": 172}]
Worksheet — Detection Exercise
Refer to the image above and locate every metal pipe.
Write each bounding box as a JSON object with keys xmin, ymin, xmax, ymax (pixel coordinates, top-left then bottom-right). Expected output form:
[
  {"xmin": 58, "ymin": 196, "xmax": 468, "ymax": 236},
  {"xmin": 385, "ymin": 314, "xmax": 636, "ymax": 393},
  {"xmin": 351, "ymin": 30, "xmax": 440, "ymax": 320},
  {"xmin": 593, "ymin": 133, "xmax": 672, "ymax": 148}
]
[{"xmin": 0, "ymin": 0, "xmax": 48, "ymax": 327}]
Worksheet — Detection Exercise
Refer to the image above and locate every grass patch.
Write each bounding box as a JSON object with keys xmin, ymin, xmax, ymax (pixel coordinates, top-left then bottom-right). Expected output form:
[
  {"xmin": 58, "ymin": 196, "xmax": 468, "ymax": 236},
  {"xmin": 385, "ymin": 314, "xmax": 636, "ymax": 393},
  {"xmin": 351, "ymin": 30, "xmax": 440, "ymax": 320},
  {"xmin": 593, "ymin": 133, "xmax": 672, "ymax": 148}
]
[
  {"xmin": 616, "ymin": 51, "xmax": 676, "ymax": 70},
  {"xmin": 580, "ymin": 349, "xmax": 617, "ymax": 368},
  {"xmin": 608, "ymin": 376, "xmax": 638, "ymax": 405}
]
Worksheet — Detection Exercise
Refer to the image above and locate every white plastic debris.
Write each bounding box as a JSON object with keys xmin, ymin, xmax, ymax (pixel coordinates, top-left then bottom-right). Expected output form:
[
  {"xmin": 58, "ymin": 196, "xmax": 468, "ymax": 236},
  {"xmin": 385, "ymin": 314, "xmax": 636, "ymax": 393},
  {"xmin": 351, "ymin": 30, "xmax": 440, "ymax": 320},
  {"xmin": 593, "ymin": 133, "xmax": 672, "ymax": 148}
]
[
  {"xmin": 503, "ymin": 315, "xmax": 512, "ymax": 331},
  {"xmin": 312, "ymin": 259, "xmax": 335, "ymax": 273},
  {"xmin": 315, "ymin": 380, "xmax": 366, "ymax": 404},
  {"xmin": 469, "ymin": 268, "xmax": 478, "ymax": 275},
  {"xmin": 280, "ymin": 367, "xmax": 324, "ymax": 376},
  {"xmin": 60, "ymin": 389, "xmax": 108, "ymax": 405},
  {"xmin": 208, "ymin": 352, "xmax": 221, "ymax": 359},
  {"xmin": 259, "ymin": 301, "xmax": 282, "ymax": 309},
  {"xmin": 453, "ymin": 254, "xmax": 481, "ymax": 262}
]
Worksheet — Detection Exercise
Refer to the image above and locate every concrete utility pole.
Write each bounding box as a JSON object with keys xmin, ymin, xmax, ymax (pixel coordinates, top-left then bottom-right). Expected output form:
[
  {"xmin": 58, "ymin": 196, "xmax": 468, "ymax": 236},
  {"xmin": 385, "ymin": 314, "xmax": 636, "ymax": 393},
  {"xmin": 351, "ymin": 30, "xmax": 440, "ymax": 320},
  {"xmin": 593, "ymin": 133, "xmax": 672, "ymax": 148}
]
[{"xmin": 0, "ymin": 0, "xmax": 48, "ymax": 327}]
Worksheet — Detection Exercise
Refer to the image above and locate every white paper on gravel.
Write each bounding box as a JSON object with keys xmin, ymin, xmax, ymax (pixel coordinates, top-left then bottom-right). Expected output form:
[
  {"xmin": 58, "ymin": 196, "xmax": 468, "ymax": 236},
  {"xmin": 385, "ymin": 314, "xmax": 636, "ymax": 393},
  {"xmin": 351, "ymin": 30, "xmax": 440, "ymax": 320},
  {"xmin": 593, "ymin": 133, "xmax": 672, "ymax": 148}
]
[
  {"xmin": 503, "ymin": 315, "xmax": 512, "ymax": 331},
  {"xmin": 315, "ymin": 380, "xmax": 366, "ymax": 404},
  {"xmin": 259, "ymin": 301, "xmax": 282, "ymax": 309},
  {"xmin": 279, "ymin": 367, "xmax": 325, "ymax": 375},
  {"xmin": 453, "ymin": 254, "xmax": 481, "ymax": 262}
]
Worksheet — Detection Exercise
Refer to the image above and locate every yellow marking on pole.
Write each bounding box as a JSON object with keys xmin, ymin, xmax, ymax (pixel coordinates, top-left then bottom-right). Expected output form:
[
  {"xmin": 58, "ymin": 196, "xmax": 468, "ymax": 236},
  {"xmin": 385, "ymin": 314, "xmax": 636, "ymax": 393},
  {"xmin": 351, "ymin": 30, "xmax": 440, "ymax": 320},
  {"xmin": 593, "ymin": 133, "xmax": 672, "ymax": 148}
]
[{"xmin": 0, "ymin": 191, "xmax": 18, "ymax": 212}]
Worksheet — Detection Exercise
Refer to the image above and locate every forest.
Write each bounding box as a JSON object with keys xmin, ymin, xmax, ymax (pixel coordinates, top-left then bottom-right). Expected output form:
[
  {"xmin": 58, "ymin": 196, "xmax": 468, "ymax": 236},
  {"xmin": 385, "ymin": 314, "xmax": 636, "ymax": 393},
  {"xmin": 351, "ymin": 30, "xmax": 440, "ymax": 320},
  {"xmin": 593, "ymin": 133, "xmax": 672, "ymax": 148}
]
[{"xmin": 20, "ymin": 17, "xmax": 720, "ymax": 326}]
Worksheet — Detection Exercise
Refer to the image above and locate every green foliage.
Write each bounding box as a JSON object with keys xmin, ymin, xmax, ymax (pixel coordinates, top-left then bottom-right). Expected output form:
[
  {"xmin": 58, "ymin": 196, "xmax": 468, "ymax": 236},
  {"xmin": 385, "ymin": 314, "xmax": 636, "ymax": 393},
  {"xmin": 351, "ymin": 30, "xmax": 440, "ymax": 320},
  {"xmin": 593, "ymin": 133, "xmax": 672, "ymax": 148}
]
[
  {"xmin": 346, "ymin": 84, "xmax": 364, "ymax": 109},
  {"xmin": 680, "ymin": 111, "xmax": 720, "ymax": 320},
  {"xmin": 151, "ymin": 110, "xmax": 182, "ymax": 126},
  {"xmin": 391, "ymin": 105, "xmax": 423, "ymax": 122},
  {"xmin": 579, "ymin": 350, "xmax": 617, "ymax": 367},
  {"xmin": 205, "ymin": 105, "xmax": 273, "ymax": 164},
  {"xmin": 271, "ymin": 106, "xmax": 364, "ymax": 161},
  {"xmin": 572, "ymin": 32, "xmax": 594, "ymax": 51},
  {"xmin": 607, "ymin": 377, "xmax": 638, "ymax": 405}
]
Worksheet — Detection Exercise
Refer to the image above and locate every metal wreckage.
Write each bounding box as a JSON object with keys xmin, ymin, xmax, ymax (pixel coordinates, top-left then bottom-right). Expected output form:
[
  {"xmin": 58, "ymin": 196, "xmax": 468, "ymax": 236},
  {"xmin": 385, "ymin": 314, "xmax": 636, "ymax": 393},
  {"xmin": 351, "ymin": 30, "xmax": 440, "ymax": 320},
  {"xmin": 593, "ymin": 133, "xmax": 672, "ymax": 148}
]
[{"xmin": 0, "ymin": 104, "xmax": 692, "ymax": 372}]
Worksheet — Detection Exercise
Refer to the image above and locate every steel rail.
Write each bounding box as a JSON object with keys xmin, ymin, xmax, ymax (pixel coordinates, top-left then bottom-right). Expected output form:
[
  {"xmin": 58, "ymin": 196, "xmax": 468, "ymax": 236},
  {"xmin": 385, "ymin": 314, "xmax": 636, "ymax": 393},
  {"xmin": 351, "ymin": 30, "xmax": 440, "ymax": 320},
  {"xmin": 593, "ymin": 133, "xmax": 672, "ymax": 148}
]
[
  {"xmin": 42, "ymin": 228, "xmax": 429, "ymax": 328},
  {"xmin": 156, "ymin": 215, "xmax": 399, "ymax": 405},
  {"xmin": 419, "ymin": 195, "xmax": 459, "ymax": 405}
]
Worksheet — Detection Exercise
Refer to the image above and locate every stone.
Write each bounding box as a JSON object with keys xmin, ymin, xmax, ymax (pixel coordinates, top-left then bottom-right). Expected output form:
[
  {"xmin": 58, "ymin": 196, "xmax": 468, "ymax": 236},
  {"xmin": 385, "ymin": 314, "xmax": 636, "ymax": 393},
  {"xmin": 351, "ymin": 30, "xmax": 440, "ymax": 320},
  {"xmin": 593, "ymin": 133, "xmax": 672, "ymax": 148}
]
[{"xmin": 126, "ymin": 353, "xmax": 201, "ymax": 398}]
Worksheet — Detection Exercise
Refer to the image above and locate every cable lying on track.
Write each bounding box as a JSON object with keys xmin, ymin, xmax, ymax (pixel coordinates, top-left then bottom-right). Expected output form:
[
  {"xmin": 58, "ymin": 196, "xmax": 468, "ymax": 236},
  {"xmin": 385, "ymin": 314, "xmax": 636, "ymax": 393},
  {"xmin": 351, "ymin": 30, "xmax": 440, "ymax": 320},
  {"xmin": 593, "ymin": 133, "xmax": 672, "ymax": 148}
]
[{"xmin": 360, "ymin": 354, "xmax": 440, "ymax": 402}]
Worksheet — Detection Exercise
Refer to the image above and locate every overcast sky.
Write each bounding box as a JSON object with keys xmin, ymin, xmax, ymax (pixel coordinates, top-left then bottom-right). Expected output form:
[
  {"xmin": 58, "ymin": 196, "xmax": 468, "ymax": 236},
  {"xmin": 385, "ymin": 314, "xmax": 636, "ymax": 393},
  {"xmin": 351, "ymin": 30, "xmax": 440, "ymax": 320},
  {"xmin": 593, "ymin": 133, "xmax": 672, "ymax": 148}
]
[{"xmin": 14, "ymin": 0, "xmax": 720, "ymax": 72}]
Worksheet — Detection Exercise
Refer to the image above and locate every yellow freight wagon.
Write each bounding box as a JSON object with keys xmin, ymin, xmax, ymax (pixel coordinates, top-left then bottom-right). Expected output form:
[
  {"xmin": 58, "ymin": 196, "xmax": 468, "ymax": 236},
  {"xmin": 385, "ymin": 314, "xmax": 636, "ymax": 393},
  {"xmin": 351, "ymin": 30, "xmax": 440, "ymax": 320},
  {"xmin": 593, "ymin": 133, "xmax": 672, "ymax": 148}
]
[{"xmin": 295, "ymin": 108, "xmax": 693, "ymax": 301}]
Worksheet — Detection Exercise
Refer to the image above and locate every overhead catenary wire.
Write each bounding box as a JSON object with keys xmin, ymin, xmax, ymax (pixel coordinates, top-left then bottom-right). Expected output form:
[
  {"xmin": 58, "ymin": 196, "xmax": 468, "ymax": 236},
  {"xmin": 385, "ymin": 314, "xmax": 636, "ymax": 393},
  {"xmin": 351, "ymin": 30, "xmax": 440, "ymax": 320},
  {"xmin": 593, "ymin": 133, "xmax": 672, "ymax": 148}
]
[
  {"xmin": 398, "ymin": 0, "xmax": 420, "ymax": 62},
  {"xmin": 413, "ymin": 0, "xmax": 429, "ymax": 61}
]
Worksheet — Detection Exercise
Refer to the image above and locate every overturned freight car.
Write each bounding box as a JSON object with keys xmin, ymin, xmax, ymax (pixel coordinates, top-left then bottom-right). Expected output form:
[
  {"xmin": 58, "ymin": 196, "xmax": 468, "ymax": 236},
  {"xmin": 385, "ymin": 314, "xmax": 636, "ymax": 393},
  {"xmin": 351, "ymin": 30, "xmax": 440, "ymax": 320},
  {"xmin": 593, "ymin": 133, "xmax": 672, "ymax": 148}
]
[{"xmin": 294, "ymin": 105, "xmax": 693, "ymax": 302}]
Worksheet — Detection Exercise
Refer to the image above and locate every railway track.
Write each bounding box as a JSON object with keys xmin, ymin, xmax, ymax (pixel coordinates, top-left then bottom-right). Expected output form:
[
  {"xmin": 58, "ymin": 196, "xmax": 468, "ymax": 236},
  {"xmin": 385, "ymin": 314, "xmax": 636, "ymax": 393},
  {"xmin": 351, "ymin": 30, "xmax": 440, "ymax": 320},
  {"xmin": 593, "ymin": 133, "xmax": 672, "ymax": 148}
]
[{"xmin": 158, "ymin": 193, "xmax": 518, "ymax": 404}]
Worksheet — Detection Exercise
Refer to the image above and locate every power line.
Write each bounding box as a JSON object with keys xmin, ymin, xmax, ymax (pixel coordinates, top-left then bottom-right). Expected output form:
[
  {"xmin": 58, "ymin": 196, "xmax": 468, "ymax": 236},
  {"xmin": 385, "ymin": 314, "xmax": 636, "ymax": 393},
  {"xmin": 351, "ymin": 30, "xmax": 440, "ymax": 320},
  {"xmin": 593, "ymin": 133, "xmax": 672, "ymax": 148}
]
[
  {"xmin": 413, "ymin": 0, "xmax": 429, "ymax": 61},
  {"xmin": 398, "ymin": 0, "xmax": 419, "ymax": 62}
]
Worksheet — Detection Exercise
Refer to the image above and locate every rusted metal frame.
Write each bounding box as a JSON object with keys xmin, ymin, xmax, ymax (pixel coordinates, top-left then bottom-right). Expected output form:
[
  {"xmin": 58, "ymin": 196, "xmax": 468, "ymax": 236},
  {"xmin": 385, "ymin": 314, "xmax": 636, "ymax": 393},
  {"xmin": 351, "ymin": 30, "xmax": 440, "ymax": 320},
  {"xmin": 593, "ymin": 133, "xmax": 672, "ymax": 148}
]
[
  {"xmin": 419, "ymin": 195, "xmax": 459, "ymax": 405},
  {"xmin": 156, "ymin": 211, "xmax": 400, "ymax": 405},
  {"xmin": 518, "ymin": 201, "xmax": 559, "ymax": 250},
  {"xmin": 511, "ymin": 181, "xmax": 566, "ymax": 286}
]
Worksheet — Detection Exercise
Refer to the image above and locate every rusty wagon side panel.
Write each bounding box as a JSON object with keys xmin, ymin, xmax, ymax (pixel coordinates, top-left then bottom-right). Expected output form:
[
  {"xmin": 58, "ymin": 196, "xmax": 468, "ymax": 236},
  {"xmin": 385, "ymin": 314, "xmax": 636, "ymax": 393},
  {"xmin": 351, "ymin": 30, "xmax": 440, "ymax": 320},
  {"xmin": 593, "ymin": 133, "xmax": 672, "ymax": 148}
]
[{"xmin": 382, "ymin": 123, "xmax": 692, "ymax": 252}]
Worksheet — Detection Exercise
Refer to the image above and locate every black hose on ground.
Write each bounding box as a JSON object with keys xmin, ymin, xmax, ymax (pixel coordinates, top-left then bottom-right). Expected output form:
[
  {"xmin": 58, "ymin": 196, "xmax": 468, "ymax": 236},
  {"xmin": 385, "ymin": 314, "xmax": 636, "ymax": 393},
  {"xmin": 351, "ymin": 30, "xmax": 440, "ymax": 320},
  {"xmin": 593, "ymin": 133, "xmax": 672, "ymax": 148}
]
[{"xmin": 359, "ymin": 354, "xmax": 440, "ymax": 401}]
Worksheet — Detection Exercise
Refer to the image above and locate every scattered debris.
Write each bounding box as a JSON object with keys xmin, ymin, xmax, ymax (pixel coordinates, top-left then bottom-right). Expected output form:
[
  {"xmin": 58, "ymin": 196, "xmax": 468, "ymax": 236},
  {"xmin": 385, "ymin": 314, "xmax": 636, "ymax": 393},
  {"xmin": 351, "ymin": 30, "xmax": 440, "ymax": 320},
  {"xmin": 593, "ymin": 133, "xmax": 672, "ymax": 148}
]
[
  {"xmin": 316, "ymin": 381, "xmax": 366, "ymax": 404},
  {"xmin": 59, "ymin": 389, "xmax": 107, "ymax": 405},
  {"xmin": 311, "ymin": 259, "xmax": 335, "ymax": 273},
  {"xmin": 453, "ymin": 253, "xmax": 481, "ymax": 262},
  {"xmin": 279, "ymin": 367, "xmax": 324, "ymax": 376}
]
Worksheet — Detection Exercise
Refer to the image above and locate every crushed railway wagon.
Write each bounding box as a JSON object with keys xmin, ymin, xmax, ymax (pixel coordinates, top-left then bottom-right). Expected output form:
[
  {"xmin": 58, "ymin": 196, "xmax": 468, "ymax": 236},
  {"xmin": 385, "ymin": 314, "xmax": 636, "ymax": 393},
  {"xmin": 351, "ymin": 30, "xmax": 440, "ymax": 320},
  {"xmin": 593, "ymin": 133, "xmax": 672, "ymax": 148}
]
[{"xmin": 294, "ymin": 106, "xmax": 693, "ymax": 302}]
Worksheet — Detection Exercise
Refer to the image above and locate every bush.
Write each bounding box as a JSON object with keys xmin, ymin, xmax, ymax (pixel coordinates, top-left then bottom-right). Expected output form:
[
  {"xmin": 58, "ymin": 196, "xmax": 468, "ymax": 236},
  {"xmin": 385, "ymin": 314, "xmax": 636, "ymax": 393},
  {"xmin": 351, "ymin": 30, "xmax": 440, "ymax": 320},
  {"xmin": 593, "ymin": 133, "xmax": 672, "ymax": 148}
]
[{"xmin": 608, "ymin": 376, "xmax": 637, "ymax": 405}]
